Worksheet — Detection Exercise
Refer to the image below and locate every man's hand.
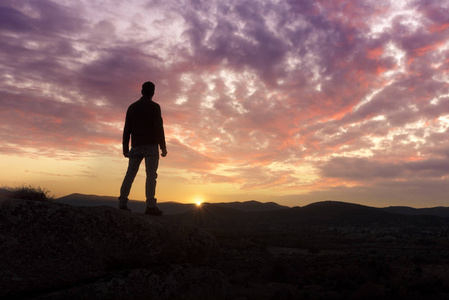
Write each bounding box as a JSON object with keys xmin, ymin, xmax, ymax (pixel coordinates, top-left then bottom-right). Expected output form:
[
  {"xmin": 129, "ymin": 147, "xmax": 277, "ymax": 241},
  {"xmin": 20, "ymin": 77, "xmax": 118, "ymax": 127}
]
[
  {"xmin": 123, "ymin": 151, "xmax": 129, "ymax": 158},
  {"xmin": 161, "ymin": 149, "xmax": 167, "ymax": 157}
]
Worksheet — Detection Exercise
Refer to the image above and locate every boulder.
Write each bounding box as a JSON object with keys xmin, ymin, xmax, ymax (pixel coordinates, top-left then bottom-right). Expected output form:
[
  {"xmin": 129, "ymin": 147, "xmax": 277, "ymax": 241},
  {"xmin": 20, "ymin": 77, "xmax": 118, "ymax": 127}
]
[{"xmin": 0, "ymin": 197, "xmax": 226, "ymax": 299}]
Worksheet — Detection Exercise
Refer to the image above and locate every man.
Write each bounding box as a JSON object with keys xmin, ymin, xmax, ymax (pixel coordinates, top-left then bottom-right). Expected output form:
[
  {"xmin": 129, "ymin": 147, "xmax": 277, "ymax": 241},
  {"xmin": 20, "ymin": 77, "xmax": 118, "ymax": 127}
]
[{"xmin": 118, "ymin": 81, "xmax": 167, "ymax": 215}]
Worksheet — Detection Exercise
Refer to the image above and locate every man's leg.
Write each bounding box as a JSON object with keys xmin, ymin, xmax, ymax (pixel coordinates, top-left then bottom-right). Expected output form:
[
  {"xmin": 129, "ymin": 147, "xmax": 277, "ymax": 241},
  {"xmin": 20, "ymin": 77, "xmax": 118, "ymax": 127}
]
[
  {"xmin": 144, "ymin": 154, "xmax": 159, "ymax": 208},
  {"xmin": 119, "ymin": 156, "xmax": 143, "ymax": 208}
]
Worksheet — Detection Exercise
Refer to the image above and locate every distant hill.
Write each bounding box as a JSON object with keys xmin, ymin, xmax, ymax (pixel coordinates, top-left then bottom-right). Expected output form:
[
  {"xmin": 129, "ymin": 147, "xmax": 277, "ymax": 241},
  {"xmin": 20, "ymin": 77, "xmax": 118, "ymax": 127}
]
[
  {"xmin": 57, "ymin": 193, "xmax": 145, "ymax": 210},
  {"xmin": 56, "ymin": 194, "xmax": 449, "ymax": 226},
  {"xmin": 278, "ymin": 201, "xmax": 448, "ymax": 227},
  {"xmin": 215, "ymin": 200, "xmax": 288, "ymax": 211},
  {"xmin": 0, "ymin": 188, "xmax": 12, "ymax": 196},
  {"xmin": 57, "ymin": 193, "xmax": 120, "ymax": 206},
  {"xmin": 382, "ymin": 206, "xmax": 449, "ymax": 218},
  {"xmin": 56, "ymin": 194, "xmax": 288, "ymax": 215},
  {"xmin": 174, "ymin": 200, "xmax": 449, "ymax": 229},
  {"xmin": 57, "ymin": 193, "xmax": 195, "ymax": 215},
  {"xmin": 176, "ymin": 202, "xmax": 248, "ymax": 228},
  {"xmin": 282, "ymin": 201, "xmax": 396, "ymax": 225}
]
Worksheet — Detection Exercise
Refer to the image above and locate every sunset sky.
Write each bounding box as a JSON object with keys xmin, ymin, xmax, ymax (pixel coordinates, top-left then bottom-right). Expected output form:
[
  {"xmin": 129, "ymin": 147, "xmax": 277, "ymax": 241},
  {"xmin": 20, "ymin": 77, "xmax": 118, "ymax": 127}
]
[{"xmin": 1, "ymin": 0, "xmax": 449, "ymax": 207}]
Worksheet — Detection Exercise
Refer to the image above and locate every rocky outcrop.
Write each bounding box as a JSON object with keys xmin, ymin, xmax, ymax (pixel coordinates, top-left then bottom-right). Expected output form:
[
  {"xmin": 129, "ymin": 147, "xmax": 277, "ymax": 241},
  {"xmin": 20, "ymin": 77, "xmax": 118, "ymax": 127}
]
[
  {"xmin": 34, "ymin": 265, "xmax": 228, "ymax": 300},
  {"xmin": 0, "ymin": 197, "xmax": 228, "ymax": 299}
]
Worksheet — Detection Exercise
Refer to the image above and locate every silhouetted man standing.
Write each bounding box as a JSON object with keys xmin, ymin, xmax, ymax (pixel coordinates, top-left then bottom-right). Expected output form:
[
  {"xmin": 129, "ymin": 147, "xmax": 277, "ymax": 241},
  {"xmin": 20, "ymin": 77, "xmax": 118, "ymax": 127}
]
[{"xmin": 119, "ymin": 81, "xmax": 167, "ymax": 215}]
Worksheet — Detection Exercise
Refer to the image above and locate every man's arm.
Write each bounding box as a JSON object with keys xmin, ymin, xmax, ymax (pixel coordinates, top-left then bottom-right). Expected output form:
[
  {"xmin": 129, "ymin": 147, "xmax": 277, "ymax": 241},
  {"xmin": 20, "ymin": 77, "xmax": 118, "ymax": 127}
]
[
  {"xmin": 156, "ymin": 104, "xmax": 167, "ymax": 157},
  {"xmin": 122, "ymin": 108, "xmax": 131, "ymax": 157}
]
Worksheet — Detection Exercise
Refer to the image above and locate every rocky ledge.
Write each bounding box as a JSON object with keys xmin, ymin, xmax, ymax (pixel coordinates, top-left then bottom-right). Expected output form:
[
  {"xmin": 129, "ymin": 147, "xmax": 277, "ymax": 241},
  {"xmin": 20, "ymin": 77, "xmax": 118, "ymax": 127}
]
[{"xmin": 0, "ymin": 197, "xmax": 228, "ymax": 299}]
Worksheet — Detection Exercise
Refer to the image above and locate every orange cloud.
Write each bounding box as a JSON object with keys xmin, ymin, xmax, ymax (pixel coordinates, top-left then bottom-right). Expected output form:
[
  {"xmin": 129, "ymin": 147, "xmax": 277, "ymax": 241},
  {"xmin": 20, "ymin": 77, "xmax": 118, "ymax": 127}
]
[{"xmin": 367, "ymin": 47, "xmax": 383, "ymax": 60}]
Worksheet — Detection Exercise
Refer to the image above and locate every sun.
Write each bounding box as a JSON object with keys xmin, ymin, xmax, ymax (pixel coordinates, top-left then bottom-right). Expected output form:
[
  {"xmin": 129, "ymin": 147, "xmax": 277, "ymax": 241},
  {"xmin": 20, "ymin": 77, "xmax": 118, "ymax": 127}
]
[{"xmin": 193, "ymin": 195, "xmax": 204, "ymax": 206}]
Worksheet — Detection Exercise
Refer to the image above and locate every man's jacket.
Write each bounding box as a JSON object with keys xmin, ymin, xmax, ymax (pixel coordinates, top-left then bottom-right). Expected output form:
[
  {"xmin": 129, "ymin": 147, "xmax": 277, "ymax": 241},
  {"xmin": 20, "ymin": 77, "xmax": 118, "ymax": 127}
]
[{"xmin": 122, "ymin": 97, "xmax": 166, "ymax": 154}]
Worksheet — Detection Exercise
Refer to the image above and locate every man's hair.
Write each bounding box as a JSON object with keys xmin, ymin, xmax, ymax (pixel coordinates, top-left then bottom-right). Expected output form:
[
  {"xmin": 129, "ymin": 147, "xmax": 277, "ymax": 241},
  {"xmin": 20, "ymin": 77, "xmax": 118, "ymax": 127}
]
[{"xmin": 142, "ymin": 81, "xmax": 155, "ymax": 97}]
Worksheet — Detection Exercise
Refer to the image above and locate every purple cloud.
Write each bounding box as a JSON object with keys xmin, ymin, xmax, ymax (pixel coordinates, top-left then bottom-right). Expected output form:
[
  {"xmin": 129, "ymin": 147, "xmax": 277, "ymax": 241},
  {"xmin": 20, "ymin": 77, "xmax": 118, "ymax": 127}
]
[{"xmin": 2, "ymin": 0, "xmax": 449, "ymax": 205}]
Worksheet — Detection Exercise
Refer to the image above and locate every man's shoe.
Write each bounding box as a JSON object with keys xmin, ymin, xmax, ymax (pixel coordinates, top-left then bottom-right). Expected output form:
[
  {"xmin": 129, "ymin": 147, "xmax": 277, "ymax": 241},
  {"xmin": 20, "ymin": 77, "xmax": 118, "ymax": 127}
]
[
  {"xmin": 119, "ymin": 205, "xmax": 131, "ymax": 212},
  {"xmin": 145, "ymin": 206, "xmax": 163, "ymax": 216}
]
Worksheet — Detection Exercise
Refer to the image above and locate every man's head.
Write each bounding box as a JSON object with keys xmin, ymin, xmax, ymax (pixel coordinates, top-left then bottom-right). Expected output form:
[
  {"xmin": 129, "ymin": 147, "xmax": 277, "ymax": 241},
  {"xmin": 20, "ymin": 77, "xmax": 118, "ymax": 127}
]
[{"xmin": 141, "ymin": 81, "xmax": 155, "ymax": 97}]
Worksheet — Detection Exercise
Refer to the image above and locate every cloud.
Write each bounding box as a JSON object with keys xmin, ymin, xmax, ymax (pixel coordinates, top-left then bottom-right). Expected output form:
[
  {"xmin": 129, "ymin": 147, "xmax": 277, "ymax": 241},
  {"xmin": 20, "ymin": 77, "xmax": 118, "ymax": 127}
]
[
  {"xmin": 199, "ymin": 173, "xmax": 236, "ymax": 184},
  {"xmin": 2, "ymin": 0, "xmax": 449, "ymax": 205},
  {"xmin": 321, "ymin": 156, "xmax": 449, "ymax": 181},
  {"xmin": 164, "ymin": 139, "xmax": 226, "ymax": 172},
  {"xmin": 0, "ymin": 6, "xmax": 35, "ymax": 32},
  {"xmin": 24, "ymin": 170, "xmax": 95, "ymax": 178},
  {"xmin": 292, "ymin": 177, "xmax": 449, "ymax": 208},
  {"xmin": 321, "ymin": 157, "xmax": 403, "ymax": 180}
]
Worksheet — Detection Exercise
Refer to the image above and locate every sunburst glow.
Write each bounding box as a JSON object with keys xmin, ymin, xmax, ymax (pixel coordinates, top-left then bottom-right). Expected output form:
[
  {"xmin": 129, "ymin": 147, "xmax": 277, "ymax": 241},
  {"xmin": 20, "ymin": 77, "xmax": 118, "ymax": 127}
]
[{"xmin": 194, "ymin": 195, "xmax": 204, "ymax": 206}]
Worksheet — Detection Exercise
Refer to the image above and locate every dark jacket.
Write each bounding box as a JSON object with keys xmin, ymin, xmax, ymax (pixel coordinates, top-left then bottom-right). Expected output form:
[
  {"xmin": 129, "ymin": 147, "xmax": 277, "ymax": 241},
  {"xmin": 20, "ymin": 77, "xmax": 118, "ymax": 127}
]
[{"xmin": 122, "ymin": 97, "xmax": 166, "ymax": 154}]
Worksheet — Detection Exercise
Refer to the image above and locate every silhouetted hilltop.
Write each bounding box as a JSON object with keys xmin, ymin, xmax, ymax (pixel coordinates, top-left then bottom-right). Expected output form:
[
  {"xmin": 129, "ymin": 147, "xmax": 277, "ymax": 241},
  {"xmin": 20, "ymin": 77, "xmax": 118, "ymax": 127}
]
[
  {"xmin": 57, "ymin": 193, "xmax": 196, "ymax": 214},
  {"xmin": 178, "ymin": 202, "xmax": 248, "ymax": 228},
  {"xmin": 382, "ymin": 206, "xmax": 449, "ymax": 218},
  {"xmin": 57, "ymin": 193, "xmax": 146, "ymax": 211},
  {"xmin": 0, "ymin": 188, "xmax": 13, "ymax": 197},
  {"xmin": 286, "ymin": 201, "xmax": 397, "ymax": 226},
  {"xmin": 0, "ymin": 196, "xmax": 228, "ymax": 299},
  {"xmin": 215, "ymin": 200, "xmax": 289, "ymax": 211},
  {"xmin": 56, "ymin": 193, "xmax": 288, "ymax": 214},
  {"xmin": 175, "ymin": 200, "xmax": 449, "ymax": 229},
  {"xmin": 56, "ymin": 194, "xmax": 449, "ymax": 228},
  {"xmin": 57, "ymin": 194, "xmax": 449, "ymax": 221}
]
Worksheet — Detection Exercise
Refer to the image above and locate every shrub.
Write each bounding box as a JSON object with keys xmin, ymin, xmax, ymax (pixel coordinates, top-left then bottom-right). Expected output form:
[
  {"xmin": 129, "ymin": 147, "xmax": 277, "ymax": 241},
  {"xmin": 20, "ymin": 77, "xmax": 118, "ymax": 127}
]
[{"xmin": 0, "ymin": 184, "xmax": 55, "ymax": 202}]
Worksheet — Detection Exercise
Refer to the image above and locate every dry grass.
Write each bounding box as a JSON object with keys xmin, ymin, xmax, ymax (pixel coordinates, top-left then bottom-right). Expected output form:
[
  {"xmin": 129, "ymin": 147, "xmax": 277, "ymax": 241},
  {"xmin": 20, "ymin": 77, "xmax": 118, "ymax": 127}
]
[{"xmin": 0, "ymin": 184, "xmax": 55, "ymax": 201}]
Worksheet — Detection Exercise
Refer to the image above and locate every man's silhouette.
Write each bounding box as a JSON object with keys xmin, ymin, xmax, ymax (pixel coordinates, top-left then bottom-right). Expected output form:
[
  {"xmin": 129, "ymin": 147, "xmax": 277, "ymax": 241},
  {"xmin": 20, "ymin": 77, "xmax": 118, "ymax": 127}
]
[{"xmin": 118, "ymin": 81, "xmax": 167, "ymax": 215}]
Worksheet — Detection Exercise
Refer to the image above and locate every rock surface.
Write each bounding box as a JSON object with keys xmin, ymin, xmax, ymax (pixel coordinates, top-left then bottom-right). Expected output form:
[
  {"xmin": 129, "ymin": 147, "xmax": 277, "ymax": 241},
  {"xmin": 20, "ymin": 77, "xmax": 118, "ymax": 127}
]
[
  {"xmin": 34, "ymin": 265, "xmax": 228, "ymax": 300},
  {"xmin": 0, "ymin": 197, "xmax": 228, "ymax": 299}
]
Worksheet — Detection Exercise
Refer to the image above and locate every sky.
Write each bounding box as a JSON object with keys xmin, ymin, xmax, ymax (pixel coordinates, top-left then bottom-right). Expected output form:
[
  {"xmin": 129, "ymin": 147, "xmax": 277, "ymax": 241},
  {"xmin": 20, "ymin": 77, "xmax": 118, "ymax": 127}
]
[{"xmin": 1, "ymin": 0, "xmax": 449, "ymax": 208}]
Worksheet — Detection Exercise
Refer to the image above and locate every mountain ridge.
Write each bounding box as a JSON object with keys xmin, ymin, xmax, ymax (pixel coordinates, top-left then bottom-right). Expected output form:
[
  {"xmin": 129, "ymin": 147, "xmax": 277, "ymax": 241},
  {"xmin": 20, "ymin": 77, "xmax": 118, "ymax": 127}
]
[
  {"xmin": 56, "ymin": 193, "xmax": 290, "ymax": 215},
  {"xmin": 56, "ymin": 193, "xmax": 449, "ymax": 218}
]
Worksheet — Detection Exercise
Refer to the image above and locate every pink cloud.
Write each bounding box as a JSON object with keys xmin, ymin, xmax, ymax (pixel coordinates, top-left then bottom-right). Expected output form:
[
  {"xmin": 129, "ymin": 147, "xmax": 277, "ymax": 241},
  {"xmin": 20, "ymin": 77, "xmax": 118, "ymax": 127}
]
[
  {"xmin": 2, "ymin": 0, "xmax": 449, "ymax": 205},
  {"xmin": 321, "ymin": 156, "xmax": 449, "ymax": 181}
]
